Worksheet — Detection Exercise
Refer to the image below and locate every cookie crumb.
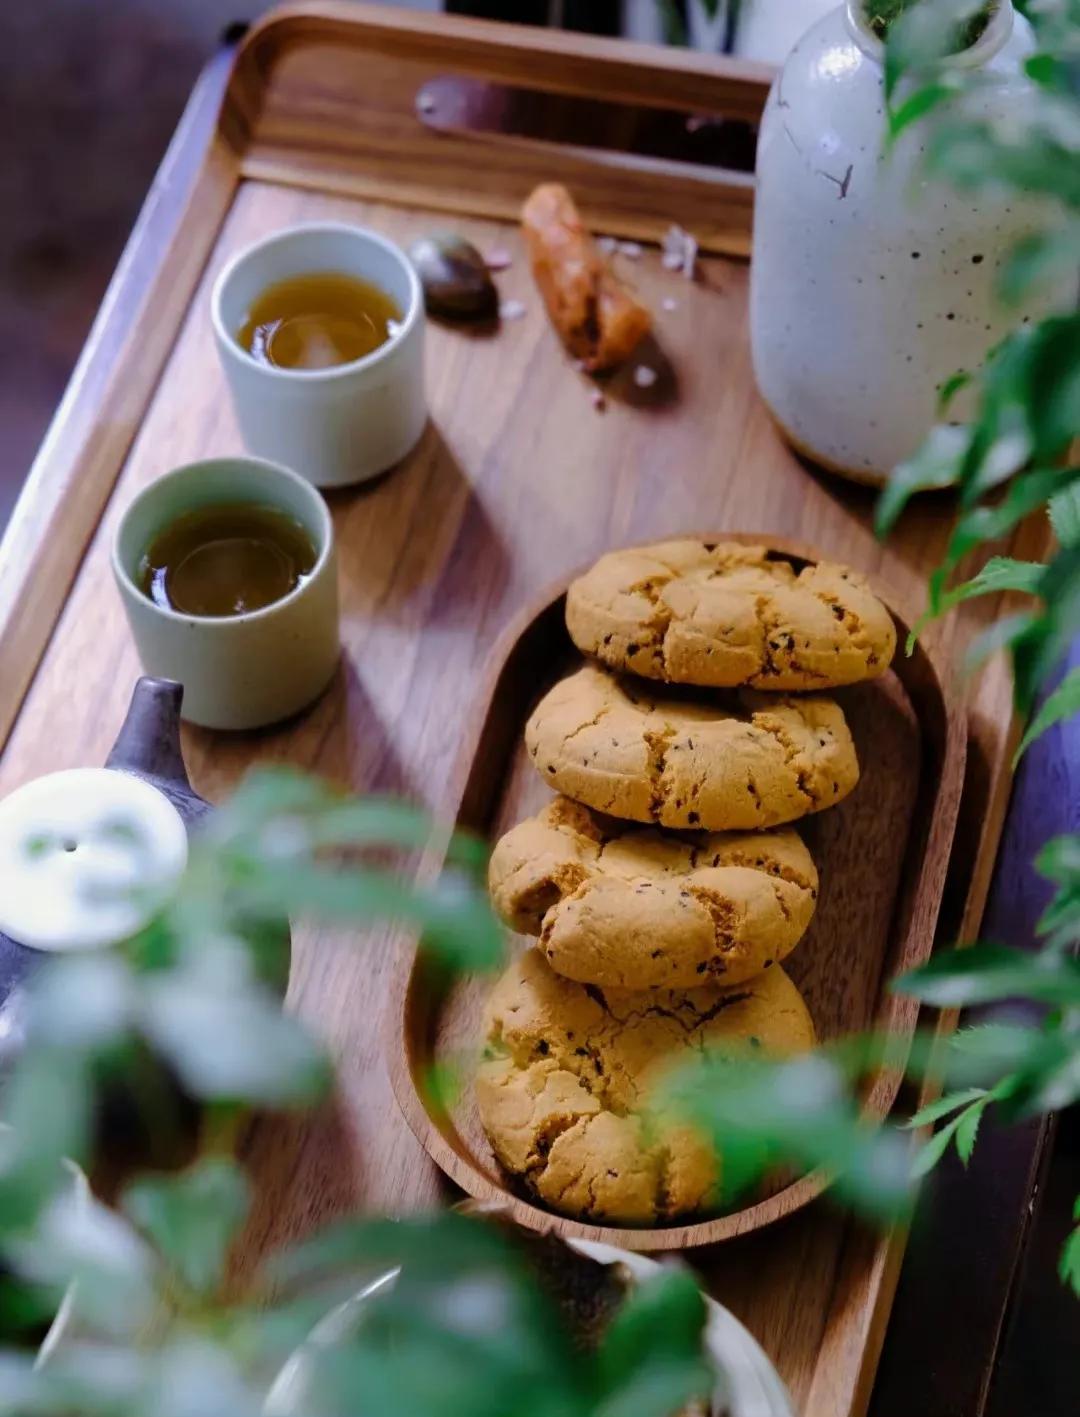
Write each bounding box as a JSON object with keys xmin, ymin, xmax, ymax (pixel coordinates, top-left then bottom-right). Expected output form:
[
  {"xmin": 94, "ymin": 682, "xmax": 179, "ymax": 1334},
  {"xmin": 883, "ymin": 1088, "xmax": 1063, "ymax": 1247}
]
[
  {"xmin": 591, "ymin": 388, "xmax": 607, "ymax": 413},
  {"xmin": 499, "ymin": 298, "xmax": 526, "ymax": 321},
  {"xmin": 662, "ymin": 297, "xmax": 678, "ymax": 312},
  {"xmin": 662, "ymin": 224, "xmax": 699, "ymax": 280}
]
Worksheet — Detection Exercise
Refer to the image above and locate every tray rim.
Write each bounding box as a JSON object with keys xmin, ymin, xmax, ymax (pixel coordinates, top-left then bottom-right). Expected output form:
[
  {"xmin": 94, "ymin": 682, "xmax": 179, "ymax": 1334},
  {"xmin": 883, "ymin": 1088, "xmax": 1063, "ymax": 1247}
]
[
  {"xmin": 0, "ymin": 7, "xmax": 1052, "ymax": 1410},
  {"xmin": 0, "ymin": 0, "xmax": 776, "ymax": 765},
  {"xmin": 387, "ymin": 531, "xmax": 968, "ymax": 1251}
]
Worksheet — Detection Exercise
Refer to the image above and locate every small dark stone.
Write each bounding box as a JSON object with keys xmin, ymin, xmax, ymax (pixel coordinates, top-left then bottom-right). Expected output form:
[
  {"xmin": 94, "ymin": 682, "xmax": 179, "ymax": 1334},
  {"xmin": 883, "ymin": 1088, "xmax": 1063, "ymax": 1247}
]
[{"xmin": 408, "ymin": 233, "xmax": 498, "ymax": 318}]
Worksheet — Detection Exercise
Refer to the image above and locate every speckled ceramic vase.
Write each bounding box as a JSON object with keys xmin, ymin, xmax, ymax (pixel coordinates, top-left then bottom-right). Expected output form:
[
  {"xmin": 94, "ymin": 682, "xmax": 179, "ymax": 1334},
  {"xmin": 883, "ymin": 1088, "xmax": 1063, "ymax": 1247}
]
[{"xmin": 749, "ymin": 0, "xmax": 1078, "ymax": 485}]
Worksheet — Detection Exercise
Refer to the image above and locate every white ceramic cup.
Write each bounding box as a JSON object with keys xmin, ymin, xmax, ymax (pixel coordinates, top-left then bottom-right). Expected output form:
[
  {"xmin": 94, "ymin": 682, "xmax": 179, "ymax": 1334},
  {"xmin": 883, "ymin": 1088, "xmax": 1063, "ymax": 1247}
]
[
  {"xmin": 212, "ymin": 222, "xmax": 426, "ymax": 488},
  {"xmin": 113, "ymin": 456, "xmax": 340, "ymax": 731}
]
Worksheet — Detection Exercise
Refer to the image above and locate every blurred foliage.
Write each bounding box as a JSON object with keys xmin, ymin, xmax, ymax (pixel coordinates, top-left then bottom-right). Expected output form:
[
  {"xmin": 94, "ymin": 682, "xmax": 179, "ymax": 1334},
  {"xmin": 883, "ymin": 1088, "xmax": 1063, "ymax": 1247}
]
[
  {"xmin": 653, "ymin": 0, "xmax": 1080, "ymax": 1304},
  {"xmin": 0, "ymin": 1197, "xmax": 710, "ymax": 1417},
  {"xmin": 2, "ymin": 5, "xmax": 1080, "ymax": 1413},
  {"xmin": 666, "ymin": 0, "xmax": 1080, "ymax": 1299},
  {"xmin": 0, "ymin": 773, "xmax": 714, "ymax": 1415}
]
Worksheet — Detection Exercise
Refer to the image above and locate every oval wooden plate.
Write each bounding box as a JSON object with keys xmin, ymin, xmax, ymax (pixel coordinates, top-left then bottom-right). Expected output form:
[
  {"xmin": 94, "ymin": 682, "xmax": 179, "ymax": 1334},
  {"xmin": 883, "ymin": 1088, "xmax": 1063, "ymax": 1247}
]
[{"xmin": 388, "ymin": 535, "xmax": 966, "ymax": 1249}]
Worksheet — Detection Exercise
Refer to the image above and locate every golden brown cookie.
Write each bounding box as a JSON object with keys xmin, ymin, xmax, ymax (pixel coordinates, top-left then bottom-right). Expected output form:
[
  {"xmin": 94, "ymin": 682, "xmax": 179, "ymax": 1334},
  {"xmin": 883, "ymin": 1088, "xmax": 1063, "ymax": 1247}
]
[
  {"xmin": 525, "ymin": 665, "xmax": 858, "ymax": 831},
  {"xmin": 489, "ymin": 796, "xmax": 818, "ymax": 990},
  {"xmin": 475, "ymin": 948, "xmax": 815, "ymax": 1224},
  {"xmin": 565, "ymin": 540, "xmax": 896, "ymax": 690}
]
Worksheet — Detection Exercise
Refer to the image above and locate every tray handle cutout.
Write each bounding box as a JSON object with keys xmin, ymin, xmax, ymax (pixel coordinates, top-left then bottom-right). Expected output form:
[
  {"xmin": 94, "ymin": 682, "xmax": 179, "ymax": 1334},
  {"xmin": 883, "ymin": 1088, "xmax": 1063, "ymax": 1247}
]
[{"xmin": 416, "ymin": 76, "xmax": 758, "ymax": 177}]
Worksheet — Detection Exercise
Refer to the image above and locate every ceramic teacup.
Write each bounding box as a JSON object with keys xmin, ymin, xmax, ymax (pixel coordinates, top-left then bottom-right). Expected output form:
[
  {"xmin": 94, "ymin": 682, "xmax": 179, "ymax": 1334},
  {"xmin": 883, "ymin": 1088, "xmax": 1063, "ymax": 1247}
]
[
  {"xmin": 113, "ymin": 456, "xmax": 340, "ymax": 731},
  {"xmin": 212, "ymin": 222, "xmax": 426, "ymax": 488}
]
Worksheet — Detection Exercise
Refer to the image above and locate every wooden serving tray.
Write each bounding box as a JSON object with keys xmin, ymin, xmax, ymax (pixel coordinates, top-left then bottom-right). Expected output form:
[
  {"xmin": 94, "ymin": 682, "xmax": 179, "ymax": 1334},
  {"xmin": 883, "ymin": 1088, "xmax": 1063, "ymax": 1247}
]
[
  {"xmin": 391, "ymin": 542, "xmax": 965, "ymax": 1249},
  {"xmin": 0, "ymin": 5, "xmax": 1049, "ymax": 1414}
]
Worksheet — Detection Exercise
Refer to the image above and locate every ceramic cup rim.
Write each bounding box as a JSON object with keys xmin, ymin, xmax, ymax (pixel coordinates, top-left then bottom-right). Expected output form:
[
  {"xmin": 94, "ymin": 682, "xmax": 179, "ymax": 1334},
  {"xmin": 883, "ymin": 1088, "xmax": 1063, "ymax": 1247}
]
[
  {"xmin": 112, "ymin": 455, "xmax": 335, "ymax": 629},
  {"xmin": 843, "ymin": 0, "xmax": 1014, "ymax": 67},
  {"xmin": 210, "ymin": 221, "xmax": 423, "ymax": 384}
]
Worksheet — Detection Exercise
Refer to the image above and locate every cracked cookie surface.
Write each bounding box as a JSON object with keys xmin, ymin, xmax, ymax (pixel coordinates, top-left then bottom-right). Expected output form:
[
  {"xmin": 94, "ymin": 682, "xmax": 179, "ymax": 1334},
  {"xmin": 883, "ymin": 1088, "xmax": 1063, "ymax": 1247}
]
[
  {"xmin": 525, "ymin": 664, "xmax": 859, "ymax": 830},
  {"xmin": 490, "ymin": 796, "xmax": 818, "ymax": 990},
  {"xmin": 476, "ymin": 947, "xmax": 815, "ymax": 1224},
  {"xmin": 566, "ymin": 540, "xmax": 896, "ymax": 690}
]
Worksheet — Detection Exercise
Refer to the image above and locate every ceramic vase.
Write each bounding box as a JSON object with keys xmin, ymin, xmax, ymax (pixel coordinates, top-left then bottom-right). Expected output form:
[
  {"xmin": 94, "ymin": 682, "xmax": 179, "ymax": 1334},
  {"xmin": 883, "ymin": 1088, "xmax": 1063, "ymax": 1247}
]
[
  {"xmin": 749, "ymin": 0, "xmax": 1078, "ymax": 484},
  {"xmin": 730, "ymin": 0, "xmax": 837, "ymax": 63}
]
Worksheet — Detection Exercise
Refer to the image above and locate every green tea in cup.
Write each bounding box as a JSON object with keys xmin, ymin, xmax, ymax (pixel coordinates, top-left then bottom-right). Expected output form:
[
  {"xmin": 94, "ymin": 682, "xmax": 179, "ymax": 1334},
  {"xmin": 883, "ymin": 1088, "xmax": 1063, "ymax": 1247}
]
[{"xmin": 137, "ymin": 503, "xmax": 317, "ymax": 618}]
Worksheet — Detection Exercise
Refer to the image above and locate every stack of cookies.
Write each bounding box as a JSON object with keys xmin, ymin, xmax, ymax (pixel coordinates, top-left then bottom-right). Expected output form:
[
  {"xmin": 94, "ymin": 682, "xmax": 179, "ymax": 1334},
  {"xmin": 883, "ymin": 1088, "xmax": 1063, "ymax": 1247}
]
[{"xmin": 476, "ymin": 541, "xmax": 896, "ymax": 1226}]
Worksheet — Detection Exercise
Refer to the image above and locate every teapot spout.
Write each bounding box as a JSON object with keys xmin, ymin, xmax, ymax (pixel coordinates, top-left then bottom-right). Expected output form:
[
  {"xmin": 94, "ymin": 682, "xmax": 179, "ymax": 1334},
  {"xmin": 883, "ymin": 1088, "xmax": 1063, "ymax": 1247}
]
[{"xmin": 107, "ymin": 677, "xmax": 190, "ymax": 791}]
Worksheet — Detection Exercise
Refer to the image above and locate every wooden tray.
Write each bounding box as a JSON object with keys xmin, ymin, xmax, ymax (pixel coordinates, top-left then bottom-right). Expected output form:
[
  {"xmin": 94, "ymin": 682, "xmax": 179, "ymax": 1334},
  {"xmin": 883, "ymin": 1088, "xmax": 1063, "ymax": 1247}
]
[
  {"xmin": 391, "ymin": 540, "xmax": 966, "ymax": 1249},
  {"xmin": 0, "ymin": 5, "xmax": 1050, "ymax": 1414}
]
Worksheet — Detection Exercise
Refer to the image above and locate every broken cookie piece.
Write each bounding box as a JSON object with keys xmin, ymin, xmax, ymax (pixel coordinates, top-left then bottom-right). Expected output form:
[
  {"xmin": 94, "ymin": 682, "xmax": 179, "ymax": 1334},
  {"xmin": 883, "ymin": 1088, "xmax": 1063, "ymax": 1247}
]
[{"xmin": 521, "ymin": 183, "xmax": 651, "ymax": 373}]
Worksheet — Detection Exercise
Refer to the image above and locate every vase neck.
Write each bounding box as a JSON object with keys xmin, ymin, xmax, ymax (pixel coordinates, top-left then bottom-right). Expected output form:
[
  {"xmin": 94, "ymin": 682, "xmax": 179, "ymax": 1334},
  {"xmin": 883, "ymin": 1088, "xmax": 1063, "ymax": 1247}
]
[{"xmin": 843, "ymin": 1, "xmax": 1014, "ymax": 70}]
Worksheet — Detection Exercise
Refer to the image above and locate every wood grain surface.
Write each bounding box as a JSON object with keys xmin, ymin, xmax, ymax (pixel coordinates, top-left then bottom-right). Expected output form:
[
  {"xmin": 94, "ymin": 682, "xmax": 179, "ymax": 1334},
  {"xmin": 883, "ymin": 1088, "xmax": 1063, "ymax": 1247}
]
[
  {"xmin": 0, "ymin": 8, "xmax": 1054, "ymax": 1416},
  {"xmin": 391, "ymin": 555, "xmax": 965, "ymax": 1251}
]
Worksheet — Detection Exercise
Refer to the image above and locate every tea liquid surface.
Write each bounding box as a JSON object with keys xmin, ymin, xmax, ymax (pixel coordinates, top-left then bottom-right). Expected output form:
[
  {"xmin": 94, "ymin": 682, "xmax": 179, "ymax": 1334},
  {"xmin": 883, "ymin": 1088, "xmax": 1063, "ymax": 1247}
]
[
  {"xmin": 236, "ymin": 271, "xmax": 402, "ymax": 370},
  {"xmin": 138, "ymin": 503, "xmax": 318, "ymax": 617}
]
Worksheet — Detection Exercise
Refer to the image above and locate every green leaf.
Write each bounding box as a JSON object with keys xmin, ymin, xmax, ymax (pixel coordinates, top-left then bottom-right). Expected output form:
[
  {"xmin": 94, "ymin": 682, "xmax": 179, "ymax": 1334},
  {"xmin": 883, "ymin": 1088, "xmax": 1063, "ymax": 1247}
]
[
  {"xmin": 907, "ymin": 556, "xmax": 1043, "ymax": 649},
  {"xmin": 904, "ymin": 1086, "xmax": 987, "ymax": 1129},
  {"xmin": 875, "ymin": 424, "xmax": 971, "ymax": 536},
  {"xmin": 141, "ymin": 975, "xmax": 330, "ymax": 1106},
  {"xmin": 896, "ymin": 942, "xmax": 1080, "ymax": 1008},
  {"xmin": 1059, "ymin": 1197, "xmax": 1080, "ymax": 1297},
  {"xmin": 595, "ymin": 1361, "xmax": 714, "ymax": 1417},
  {"xmin": 1016, "ymin": 668, "xmax": 1080, "ymax": 761},
  {"xmin": 947, "ymin": 1022, "xmax": 1045, "ymax": 1073},
  {"xmin": 964, "ymin": 611, "xmax": 1039, "ymax": 674},
  {"xmin": 1050, "ymin": 483, "xmax": 1080, "ymax": 549},
  {"xmin": 122, "ymin": 1159, "xmax": 249, "ymax": 1298},
  {"xmin": 0, "ymin": 1049, "xmax": 92, "ymax": 1233},
  {"xmin": 598, "ymin": 1269, "xmax": 705, "ymax": 1375},
  {"xmin": 911, "ymin": 1109, "xmax": 966, "ymax": 1178},
  {"xmin": 884, "ymin": 0, "xmax": 991, "ymax": 100},
  {"xmin": 999, "ymin": 226, "xmax": 1080, "ymax": 306},
  {"xmin": 927, "ymin": 117, "xmax": 1080, "ymax": 209},
  {"xmin": 596, "ymin": 1270, "xmax": 711, "ymax": 1417},
  {"xmin": 956, "ymin": 322, "xmax": 1080, "ymax": 505},
  {"xmin": 273, "ymin": 1211, "xmax": 526, "ymax": 1291},
  {"xmin": 937, "ymin": 368, "xmax": 974, "ymax": 414},
  {"xmin": 228, "ymin": 858, "xmax": 504, "ymax": 973},
  {"xmin": 954, "ymin": 1098, "xmax": 986, "ymax": 1164},
  {"xmin": 663, "ymin": 1050, "xmax": 913, "ymax": 1220},
  {"xmin": 888, "ymin": 80, "xmax": 956, "ymax": 143},
  {"xmin": 1036, "ymin": 835, "xmax": 1080, "ymax": 887},
  {"xmin": 1025, "ymin": 53, "xmax": 1070, "ymax": 91},
  {"xmin": 1010, "ymin": 544, "xmax": 1080, "ymax": 712}
]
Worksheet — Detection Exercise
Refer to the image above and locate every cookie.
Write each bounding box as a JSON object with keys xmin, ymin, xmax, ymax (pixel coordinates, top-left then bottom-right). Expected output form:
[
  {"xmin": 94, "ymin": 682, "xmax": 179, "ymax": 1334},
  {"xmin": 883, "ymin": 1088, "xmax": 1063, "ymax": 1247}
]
[
  {"xmin": 525, "ymin": 665, "xmax": 858, "ymax": 830},
  {"xmin": 566, "ymin": 540, "xmax": 896, "ymax": 690},
  {"xmin": 476, "ymin": 948, "xmax": 815, "ymax": 1224},
  {"xmin": 489, "ymin": 796, "xmax": 818, "ymax": 990}
]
